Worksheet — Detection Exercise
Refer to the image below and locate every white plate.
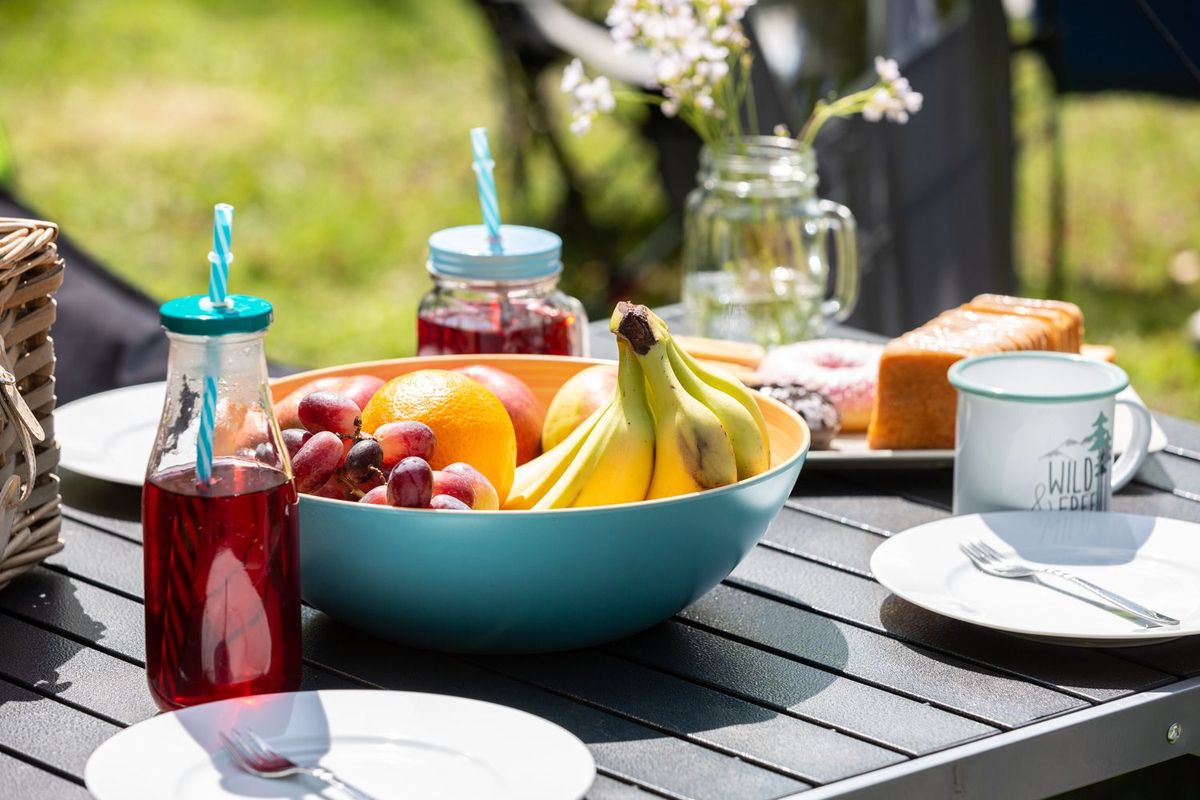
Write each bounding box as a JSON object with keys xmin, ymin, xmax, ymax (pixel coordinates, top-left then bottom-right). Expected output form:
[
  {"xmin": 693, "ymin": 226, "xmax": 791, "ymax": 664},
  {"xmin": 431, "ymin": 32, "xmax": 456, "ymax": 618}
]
[
  {"xmin": 86, "ymin": 690, "xmax": 595, "ymax": 799},
  {"xmin": 870, "ymin": 511, "xmax": 1200, "ymax": 646},
  {"xmin": 56, "ymin": 382, "xmax": 166, "ymax": 485},
  {"xmin": 807, "ymin": 386, "xmax": 1167, "ymax": 469}
]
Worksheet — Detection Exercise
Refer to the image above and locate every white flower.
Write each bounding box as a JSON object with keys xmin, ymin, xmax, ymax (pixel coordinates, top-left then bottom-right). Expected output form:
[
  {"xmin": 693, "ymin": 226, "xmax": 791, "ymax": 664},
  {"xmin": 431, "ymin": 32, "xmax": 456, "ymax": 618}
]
[
  {"xmin": 593, "ymin": 76, "xmax": 617, "ymax": 112},
  {"xmin": 861, "ymin": 55, "xmax": 923, "ymax": 126},
  {"xmin": 595, "ymin": 0, "xmax": 754, "ymax": 123},
  {"xmin": 656, "ymin": 55, "xmax": 683, "ymax": 84},
  {"xmin": 561, "ymin": 58, "xmax": 585, "ymax": 93},
  {"xmin": 862, "ymin": 88, "xmax": 891, "ymax": 122},
  {"xmin": 773, "ymin": 123, "xmax": 790, "ymax": 137},
  {"xmin": 874, "ymin": 56, "xmax": 900, "ymax": 83},
  {"xmin": 562, "ymin": 60, "xmax": 617, "ymax": 135}
]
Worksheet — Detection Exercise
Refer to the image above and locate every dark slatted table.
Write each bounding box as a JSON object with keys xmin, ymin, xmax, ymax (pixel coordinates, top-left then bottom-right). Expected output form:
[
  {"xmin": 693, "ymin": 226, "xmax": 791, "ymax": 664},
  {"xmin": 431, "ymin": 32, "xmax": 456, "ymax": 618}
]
[{"xmin": 3, "ymin": 315, "xmax": 1199, "ymax": 799}]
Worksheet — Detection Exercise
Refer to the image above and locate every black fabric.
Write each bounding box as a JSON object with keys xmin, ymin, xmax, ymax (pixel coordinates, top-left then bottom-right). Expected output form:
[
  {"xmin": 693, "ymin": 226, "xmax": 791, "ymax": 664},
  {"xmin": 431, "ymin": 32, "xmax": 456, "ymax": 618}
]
[
  {"xmin": 0, "ymin": 190, "xmax": 169, "ymax": 403},
  {"xmin": 808, "ymin": 0, "xmax": 1017, "ymax": 335}
]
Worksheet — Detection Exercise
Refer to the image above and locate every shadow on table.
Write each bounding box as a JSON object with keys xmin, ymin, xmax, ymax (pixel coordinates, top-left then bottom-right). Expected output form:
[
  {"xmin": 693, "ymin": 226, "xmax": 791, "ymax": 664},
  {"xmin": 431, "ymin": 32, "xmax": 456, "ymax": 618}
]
[
  {"xmin": 877, "ymin": 593, "xmax": 1173, "ymax": 695},
  {"xmin": 58, "ymin": 468, "xmax": 142, "ymax": 524},
  {"xmin": 0, "ymin": 568, "xmax": 105, "ymax": 705},
  {"xmin": 303, "ymin": 600, "xmax": 848, "ymax": 743}
]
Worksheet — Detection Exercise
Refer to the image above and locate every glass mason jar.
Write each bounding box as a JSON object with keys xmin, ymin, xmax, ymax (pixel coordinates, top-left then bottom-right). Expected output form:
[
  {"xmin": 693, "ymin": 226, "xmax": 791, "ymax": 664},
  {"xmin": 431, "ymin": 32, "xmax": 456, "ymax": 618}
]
[
  {"xmin": 143, "ymin": 294, "xmax": 301, "ymax": 711},
  {"xmin": 417, "ymin": 224, "xmax": 588, "ymax": 357},
  {"xmin": 682, "ymin": 136, "xmax": 859, "ymax": 347}
]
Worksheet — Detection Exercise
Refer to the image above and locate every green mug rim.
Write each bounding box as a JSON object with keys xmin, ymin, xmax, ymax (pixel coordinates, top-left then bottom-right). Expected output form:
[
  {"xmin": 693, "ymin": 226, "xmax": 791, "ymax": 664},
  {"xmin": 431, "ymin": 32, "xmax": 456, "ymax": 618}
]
[{"xmin": 948, "ymin": 351, "xmax": 1130, "ymax": 404}]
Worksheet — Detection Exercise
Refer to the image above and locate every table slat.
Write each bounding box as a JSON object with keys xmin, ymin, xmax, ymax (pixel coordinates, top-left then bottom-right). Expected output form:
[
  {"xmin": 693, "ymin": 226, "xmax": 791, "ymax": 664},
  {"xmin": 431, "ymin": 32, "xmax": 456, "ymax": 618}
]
[
  {"xmin": 0, "ymin": 750, "xmax": 90, "ymax": 800},
  {"xmin": 729, "ymin": 546, "xmax": 1173, "ymax": 702},
  {"xmin": 1110, "ymin": 483, "xmax": 1200, "ymax": 519},
  {"xmin": 790, "ymin": 479, "xmax": 951, "ymax": 534},
  {"xmin": 0, "ymin": 612, "xmax": 158, "ymax": 726},
  {"xmin": 0, "ymin": 676, "xmax": 118, "ymax": 780},
  {"xmin": 1135, "ymin": 452, "xmax": 1200, "ymax": 501},
  {"xmin": 680, "ymin": 585, "xmax": 1084, "ymax": 728},
  {"xmin": 1154, "ymin": 413, "xmax": 1200, "ymax": 457},
  {"xmin": 471, "ymin": 650, "xmax": 906, "ymax": 785},
  {"xmin": 588, "ymin": 774, "xmax": 675, "ymax": 800},
  {"xmin": 301, "ymin": 610, "xmax": 810, "ymax": 800},
  {"xmin": 45, "ymin": 519, "xmax": 142, "ymax": 599},
  {"xmin": 609, "ymin": 621, "xmax": 997, "ymax": 756},
  {"xmin": 766, "ymin": 507, "xmax": 884, "ymax": 577},
  {"xmin": 1, "ymin": 567, "xmax": 362, "ymax": 693}
]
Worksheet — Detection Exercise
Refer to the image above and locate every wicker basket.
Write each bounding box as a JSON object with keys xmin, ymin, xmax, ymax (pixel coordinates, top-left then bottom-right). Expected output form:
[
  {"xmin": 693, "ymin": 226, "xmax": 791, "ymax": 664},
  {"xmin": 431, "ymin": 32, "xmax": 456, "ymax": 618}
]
[{"xmin": 0, "ymin": 218, "xmax": 63, "ymax": 589}]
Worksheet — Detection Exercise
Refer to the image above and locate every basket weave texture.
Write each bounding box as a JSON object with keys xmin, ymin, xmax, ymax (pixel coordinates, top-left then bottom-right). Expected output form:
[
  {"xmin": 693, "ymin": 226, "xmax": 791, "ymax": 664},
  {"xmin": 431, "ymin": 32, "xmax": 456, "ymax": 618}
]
[{"xmin": 0, "ymin": 218, "xmax": 63, "ymax": 589}]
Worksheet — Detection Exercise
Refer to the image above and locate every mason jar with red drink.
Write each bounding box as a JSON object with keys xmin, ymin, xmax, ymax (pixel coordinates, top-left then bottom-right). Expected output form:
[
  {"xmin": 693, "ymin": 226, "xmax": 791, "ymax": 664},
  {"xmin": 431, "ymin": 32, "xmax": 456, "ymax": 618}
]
[{"xmin": 416, "ymin": 224, "xmax": 588, "ymax": 357}]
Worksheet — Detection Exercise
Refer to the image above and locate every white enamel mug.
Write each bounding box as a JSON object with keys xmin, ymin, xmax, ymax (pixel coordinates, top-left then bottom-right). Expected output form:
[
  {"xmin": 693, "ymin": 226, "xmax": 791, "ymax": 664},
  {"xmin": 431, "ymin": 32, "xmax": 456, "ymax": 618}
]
[{"xmin": 949, "ymin": 352, "xmax": 1153, "ymax": 515}]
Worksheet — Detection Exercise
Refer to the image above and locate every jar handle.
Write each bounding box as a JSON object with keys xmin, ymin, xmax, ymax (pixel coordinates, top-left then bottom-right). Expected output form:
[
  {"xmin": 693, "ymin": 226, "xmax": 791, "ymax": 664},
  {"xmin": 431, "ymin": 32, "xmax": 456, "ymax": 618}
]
[{"xmin": 816, "ymin": 199, "xmax": 859, "ymax": 325}]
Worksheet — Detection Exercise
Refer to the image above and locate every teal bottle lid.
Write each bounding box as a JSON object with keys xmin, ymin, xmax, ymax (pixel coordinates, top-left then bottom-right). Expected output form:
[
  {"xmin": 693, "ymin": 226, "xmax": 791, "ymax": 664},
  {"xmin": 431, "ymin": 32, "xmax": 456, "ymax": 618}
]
[
  {"xmin": 428, "ymin": 224, "xmax": 562, "ymax": 281},
  {"xmin": 159, "ymin": 294, "xmax": 273, "ymax": 336}
]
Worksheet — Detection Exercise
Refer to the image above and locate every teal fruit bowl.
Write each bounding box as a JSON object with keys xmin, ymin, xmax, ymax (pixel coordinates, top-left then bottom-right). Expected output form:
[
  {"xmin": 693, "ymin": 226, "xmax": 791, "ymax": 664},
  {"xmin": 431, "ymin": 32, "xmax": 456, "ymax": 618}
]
[{"xmin": 274, "ymin": 355, "xmax": 810, "ymax": 653}]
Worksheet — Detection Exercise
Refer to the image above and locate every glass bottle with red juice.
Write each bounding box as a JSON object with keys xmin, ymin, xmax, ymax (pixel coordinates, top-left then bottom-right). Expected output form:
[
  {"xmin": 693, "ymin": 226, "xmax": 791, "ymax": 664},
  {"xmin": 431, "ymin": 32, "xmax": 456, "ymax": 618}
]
[
  {"xmin": 416, "ymin": 225, "xmax": 588, "ymax": 357},
  {"xmin": 143, "ymin": 294, "xmax": 300, "ymax": 711}
]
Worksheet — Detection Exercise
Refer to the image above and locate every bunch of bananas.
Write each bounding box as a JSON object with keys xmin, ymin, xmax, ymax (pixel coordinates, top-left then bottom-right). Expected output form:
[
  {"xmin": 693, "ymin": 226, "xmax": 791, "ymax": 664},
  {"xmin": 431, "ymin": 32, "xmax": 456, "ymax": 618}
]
[{"xmin": 504, "ymin": 302, "xmax": 770, "ymax": 509}]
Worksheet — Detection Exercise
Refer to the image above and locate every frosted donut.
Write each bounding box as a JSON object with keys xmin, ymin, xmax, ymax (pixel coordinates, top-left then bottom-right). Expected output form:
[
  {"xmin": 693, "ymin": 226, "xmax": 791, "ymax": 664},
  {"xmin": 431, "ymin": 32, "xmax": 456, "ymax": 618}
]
[{"xmin": 757, "ymin": 339, "xmax": 883, "ymax": 432}]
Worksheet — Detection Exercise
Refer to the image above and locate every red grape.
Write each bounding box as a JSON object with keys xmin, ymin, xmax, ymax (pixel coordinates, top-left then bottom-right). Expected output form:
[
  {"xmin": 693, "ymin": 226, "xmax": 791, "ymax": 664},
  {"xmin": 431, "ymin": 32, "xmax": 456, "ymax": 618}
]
[
  {"xmin": 344, "ymin": 438, "xmax": 384, "ymax": 484},
  {"xmin": 374, "ymin": 421, "xmax": 436, "ymax": 467},
  {"xmin": 430, "ymin": 494, "xmax": 471, "ymax": 511},
  {"xmin": 281, "ymin": 428, "xmax": 312, "ymax": 458},
  {"xmin": 387, "ymin": 457, "xmax": 432, "ymax": 508},
  {"xmin": 292, "ymin": 431, "xmax": 345, "ymax": 493},
  {"xmin": 431, "ymin": 470, "xmax": 475, "ymax": 508},
  {"xmin": 312, "ymin": 475, "xmax": 355, "ymax": 501},
  {"xmin": 254, "ymin": 441, "xmax": 281, "ymax": 468},
  {"xmin": 359, "ymin": 486, "xmax": 389, "ymax": 505},
  {"xmin": 298, "ymin": 391, "xmax": 361, "ymax": 436}
]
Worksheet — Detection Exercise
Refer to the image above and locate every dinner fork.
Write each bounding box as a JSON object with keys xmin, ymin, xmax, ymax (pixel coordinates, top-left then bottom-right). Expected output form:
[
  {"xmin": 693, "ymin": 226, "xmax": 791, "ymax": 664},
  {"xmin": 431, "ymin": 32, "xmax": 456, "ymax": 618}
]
[
  {"xmin": 959, "ymin": 540, "xmax": 1180, "ymax": 627},
  {"xmin": 221, "ymin": 727, "xmax": 378, "ymax": 800}
]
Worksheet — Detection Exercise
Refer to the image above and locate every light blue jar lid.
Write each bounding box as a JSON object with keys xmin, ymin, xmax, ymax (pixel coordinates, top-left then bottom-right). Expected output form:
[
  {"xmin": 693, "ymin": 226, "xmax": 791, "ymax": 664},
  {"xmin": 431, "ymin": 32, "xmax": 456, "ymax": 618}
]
[
  {"xmin": 160, "ymin": 294, "xmax": 273, "ymax": 335},
  {"xmin": 428, "ymin": 224, "xmax": 562, "ymax": 281}
]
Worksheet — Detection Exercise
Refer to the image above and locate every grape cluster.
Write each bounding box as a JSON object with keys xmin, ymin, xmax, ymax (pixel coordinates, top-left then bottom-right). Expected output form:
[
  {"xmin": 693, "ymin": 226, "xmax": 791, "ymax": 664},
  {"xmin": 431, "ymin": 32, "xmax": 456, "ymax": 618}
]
[{"xmin": 282, "ymin": 389, "xmax": 495, "ymax": 511}]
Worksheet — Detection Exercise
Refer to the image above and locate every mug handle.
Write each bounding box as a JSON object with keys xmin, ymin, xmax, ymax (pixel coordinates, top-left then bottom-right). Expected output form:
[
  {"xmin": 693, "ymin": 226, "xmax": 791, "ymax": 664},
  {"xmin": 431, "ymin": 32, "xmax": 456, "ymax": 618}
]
[
  {"xmin": 1110, "ymin": 399, "xmax": 1153, "ymax": 491},
  {"xmin": 816, "ymin": 199, "xmax": 859, "ymax": 324}
]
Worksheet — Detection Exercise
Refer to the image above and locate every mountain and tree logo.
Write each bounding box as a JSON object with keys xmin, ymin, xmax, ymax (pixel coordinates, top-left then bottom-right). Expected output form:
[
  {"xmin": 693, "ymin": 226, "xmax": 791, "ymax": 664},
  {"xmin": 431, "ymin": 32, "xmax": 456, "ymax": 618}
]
[{"xmin": 1032, "ymin": 412, "xmax": 1111, "ymax": 510}]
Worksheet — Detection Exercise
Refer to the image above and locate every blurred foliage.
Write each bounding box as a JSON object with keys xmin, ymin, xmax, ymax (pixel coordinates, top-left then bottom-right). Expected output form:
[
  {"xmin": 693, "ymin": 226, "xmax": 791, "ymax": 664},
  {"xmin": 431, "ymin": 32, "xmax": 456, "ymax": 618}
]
[
  {"xmin": 1012, "ymin": 49, "xmax": 1200, "ymax": 419},
  {"xmin": 0, "ymin": 0, "xmax": 1196, "ymax": 417}
]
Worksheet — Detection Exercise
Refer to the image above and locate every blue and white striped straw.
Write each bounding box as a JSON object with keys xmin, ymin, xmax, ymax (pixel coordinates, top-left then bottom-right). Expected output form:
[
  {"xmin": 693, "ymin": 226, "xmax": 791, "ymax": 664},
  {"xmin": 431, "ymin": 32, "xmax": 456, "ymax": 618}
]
[
  {"xmin": 196, "ymin": 203, "xmax": 234, "ymax": 484},
  {"xmin": 469, "ymin": 128, "xmax": 502, "ymax": 247},
  {"xmin": 208, "ymin": 203, "xmax": 233, "ymax": 305}
]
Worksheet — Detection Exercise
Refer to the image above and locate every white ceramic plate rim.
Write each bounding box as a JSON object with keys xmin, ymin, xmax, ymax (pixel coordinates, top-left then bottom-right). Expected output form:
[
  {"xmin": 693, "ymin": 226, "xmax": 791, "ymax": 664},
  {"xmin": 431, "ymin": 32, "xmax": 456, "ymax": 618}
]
[
  {"xmin": 56, "ymin": 381, "xmax": 166, "ymax": 486},
  {"xmin": 85, "ymin": 689, "xmax": 595, "ymax": 800},
  {"xmin": 808, "ymin": 386, "xmax": 1166, "ymax": 468},
  {"xmin": 870, "ymin": 511, "xmax": 1200, "ymax": 642}
]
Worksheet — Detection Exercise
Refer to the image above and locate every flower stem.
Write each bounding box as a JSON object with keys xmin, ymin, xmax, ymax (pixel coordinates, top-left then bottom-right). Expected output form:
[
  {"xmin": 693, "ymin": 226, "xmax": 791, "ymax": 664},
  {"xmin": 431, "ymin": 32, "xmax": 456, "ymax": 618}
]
[{"xmin": 798, "ymin": 85, "xmax": 880, "ymax": 147}]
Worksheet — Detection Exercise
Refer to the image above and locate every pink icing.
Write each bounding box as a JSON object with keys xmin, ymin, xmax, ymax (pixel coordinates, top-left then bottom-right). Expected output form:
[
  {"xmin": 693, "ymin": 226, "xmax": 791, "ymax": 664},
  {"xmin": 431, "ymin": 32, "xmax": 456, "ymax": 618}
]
[{"xmin": 758, "ymin": 339, "xmax": 883, "ymax": 414}]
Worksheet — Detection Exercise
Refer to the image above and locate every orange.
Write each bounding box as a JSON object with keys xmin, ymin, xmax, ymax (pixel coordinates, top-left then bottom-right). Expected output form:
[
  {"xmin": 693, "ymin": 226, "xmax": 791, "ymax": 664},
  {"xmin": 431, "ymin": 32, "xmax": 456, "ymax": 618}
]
[{"xmin": 360, "ymin": 369, "xmax": 517, "ymax": 500}]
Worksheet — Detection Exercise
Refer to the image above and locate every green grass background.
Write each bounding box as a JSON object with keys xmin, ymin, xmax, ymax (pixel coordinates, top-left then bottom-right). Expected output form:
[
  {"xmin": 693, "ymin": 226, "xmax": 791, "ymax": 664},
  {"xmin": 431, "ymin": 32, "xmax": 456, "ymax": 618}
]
[{"xmin": 1, "ymin": 0, "xmax": 1197, "ymax": 418}]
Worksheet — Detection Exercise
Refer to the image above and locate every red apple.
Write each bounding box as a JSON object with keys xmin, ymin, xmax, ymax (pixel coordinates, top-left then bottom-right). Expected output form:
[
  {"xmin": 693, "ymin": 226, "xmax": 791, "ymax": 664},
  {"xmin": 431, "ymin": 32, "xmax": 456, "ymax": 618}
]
[
  {"xmin": 454, "ymin": 365, "xmax": 545, "ymax": 465},
  {"xmin": 444, "ymin": 462, "xmax": 499, "ymax": 510},
  {"xmin": 431, "ymin": 470, "xmax": 476, "ymax": 508},
  {"xmin": 274, "ymin": 375, "xmax": 385, "ymax": 430},
  {"xmin": 542, "ymin": 365, "xmax": 618, "ymax": 451}
]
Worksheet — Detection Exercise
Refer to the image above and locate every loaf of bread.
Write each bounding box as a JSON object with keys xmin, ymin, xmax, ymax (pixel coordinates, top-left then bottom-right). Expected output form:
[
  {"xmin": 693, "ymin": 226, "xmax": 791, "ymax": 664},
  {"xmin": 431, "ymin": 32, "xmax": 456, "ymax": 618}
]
[{"xmin": 866, "ymin": 296, "xmax": 1084, "ymax": 450}]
